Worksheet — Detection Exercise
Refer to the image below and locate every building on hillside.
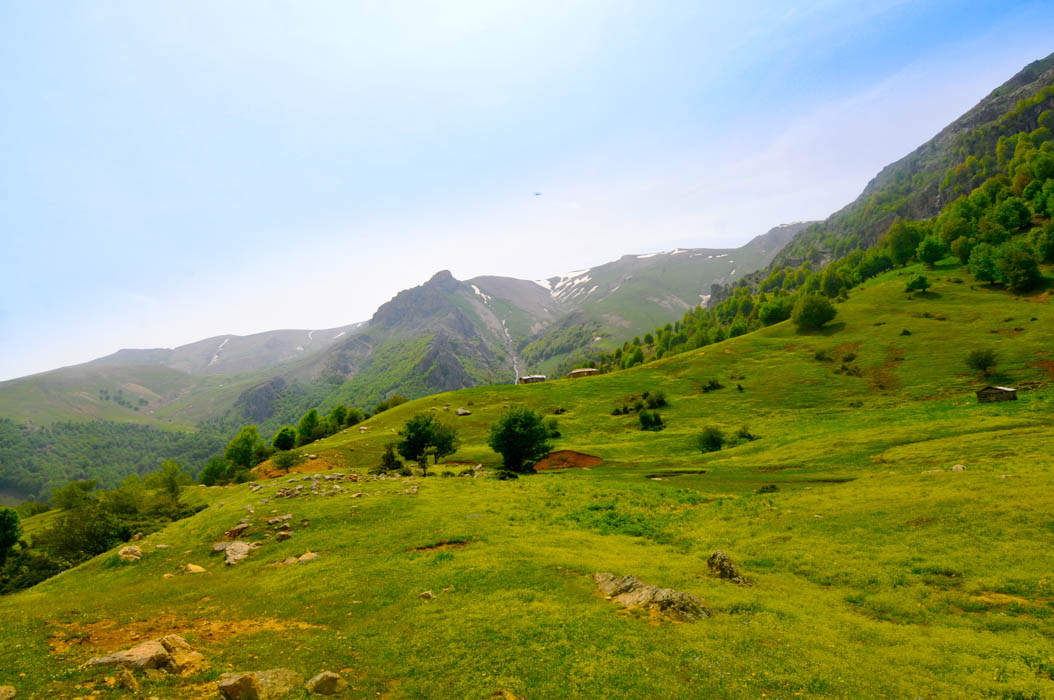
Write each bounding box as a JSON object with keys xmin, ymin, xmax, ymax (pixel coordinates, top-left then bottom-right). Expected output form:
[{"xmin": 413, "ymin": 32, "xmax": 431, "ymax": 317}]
[
  {"xmin": 518, "ymin": 375, "xmax": 546, "ymax": 384},
  {"xmin": 976, "ymin": 386, "xmax": 1017, "ymax": 403},
  {"xmin": 567, "ymin": 368, "xmax": 600, "ymax": 379}
]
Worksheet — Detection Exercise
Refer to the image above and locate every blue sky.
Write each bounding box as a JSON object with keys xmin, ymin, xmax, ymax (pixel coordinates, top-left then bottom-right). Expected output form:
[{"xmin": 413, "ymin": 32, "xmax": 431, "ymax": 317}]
[{"xmin": 2, "ymin": 0, "xmax": 1052, "ymax": 380}]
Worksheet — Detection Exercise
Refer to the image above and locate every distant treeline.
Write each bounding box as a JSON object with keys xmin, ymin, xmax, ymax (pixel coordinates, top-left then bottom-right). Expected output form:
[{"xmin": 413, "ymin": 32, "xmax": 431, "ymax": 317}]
[{"xmin": 0, "ymin": 419, "xmax": 225, "ymax": 502}]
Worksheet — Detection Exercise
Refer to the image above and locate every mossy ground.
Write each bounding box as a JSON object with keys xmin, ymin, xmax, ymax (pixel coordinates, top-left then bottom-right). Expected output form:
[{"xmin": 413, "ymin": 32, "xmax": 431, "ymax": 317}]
[{"xmin": 1, "ymin": 262, "xmax": 1052, "ymax": 698}]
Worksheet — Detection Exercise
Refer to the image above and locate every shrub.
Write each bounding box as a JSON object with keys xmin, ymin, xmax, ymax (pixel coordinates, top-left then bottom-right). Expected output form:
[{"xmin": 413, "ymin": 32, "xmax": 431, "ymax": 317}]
[
  {"xmin": 997, "ymin": 244, "xmax": 1041, "ymax": 293},
  {"xmin": 735, "ymin": 426, "xmax": 757, "ymax": 442},
  {"xmin": 702, "ymin": 378, "xmax": 724, "ymax": 393},
  {"xmin": 271, "ymin": 426, "xmax": 296, "ymax": 451},
  {"xmin": 495, "ymin": 470, "xmax": 519, "ymax": 480},
  {"xmin": 271, "ymin": 450, "xmax": 302, "ymax": 472},
  {"xmin": 916, "ymin": 237, "xmax": 947, "ymax": 267},
  {"xmin": 487, "ymin": 408, "xmax": 552, "ymax": 473},
  {"xmin": 792, "ymin": 293, "xmax": 837, "ymax": 331},
  {"xmin": 695, "ymin": 426, "xmax": 725, "ymax": 453},
  {"xmin": 905, "ymin": 273, "xmax": 931, "ymax": 293},
  {"xmin": 966, "ymin": 349, "xmax": 998, "ymax": 376},
  {"xmin": 645, "ymin": 390, "xmax": 667, "ymax": 409},
  {"xmin": 756, "ymin": 484, "xmax": 779, "ymax": 494},
  {"xmin": 546, "ymin": 418, "xmax": 561, "ymax": 438},
  {"xmin": 638, "ymin": 410, "xmax": 664, "ymax": 432}
]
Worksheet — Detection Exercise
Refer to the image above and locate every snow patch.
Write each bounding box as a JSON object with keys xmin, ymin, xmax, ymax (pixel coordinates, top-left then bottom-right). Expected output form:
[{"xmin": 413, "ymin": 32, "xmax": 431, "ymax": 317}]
[
  {"xmin": 587, "ymin": 285, "xmax": 599, "ymax": 295},
  {"xmin": 470, "ymin": 284, "xmax": 492, "ymax": 303},
  {"xmin": 296, "ymin": 346, "xmax": 304, "ymax": 352},
  {"xmin": 636, "ymin": 253, "xmax": 659, "ymax": 259},
  {"xmin": 532, "ymin": 279, "xmax": 552, "ymax": 292},
  {"xmin": 334, "ymin": 331, "xmax": 345, "ymax": 339},
  {"xmin": 208, "ymin": 337, "xmax": 230, "ymax": 367}
]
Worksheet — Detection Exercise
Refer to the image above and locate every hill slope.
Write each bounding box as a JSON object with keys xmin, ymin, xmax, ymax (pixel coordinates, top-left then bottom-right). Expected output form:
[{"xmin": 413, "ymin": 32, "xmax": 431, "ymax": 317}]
[{"xmin": 2, "ymin": 262, "xmax": 1051, "ymax": 698}]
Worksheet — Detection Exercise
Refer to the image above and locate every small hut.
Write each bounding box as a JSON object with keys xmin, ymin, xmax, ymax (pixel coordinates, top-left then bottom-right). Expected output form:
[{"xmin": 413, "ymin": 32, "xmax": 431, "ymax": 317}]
[
  {"xmin": 518, "ymin": 374, "xmax": 546, "ymax": 385},
  {"xmin": 976, "ymin": 386, "xmax": 1017, "ymax": 403},
  {"xmin": 567, "ymin": 368, "xmax": 599, "ymax": 379}
]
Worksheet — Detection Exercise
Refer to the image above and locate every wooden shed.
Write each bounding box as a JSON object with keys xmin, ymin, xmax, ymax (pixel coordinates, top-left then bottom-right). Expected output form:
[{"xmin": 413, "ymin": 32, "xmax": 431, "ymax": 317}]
[
  {"xmin": 518, "ymin": 374, "xmax": 546, "ymax": 384},
  {"xmin": 567, "ymin": 368, "xmax": 599, "ymax": 379},
  {"xmin": 976, "ymin": 386, "xmax": 1017, "ymax": 403}
]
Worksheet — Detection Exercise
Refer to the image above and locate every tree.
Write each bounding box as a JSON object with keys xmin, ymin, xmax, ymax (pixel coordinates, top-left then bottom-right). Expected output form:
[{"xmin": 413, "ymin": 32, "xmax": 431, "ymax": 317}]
[
  {"xmin": 916, "ymin": 237, "xmax": 947, "ymax": 268},
  {"xmin": 380, "ymin": 443, "xmax": 402, "ymax": 472},
  {"xmin": 792, "ymin": 293, "xmax": 837, "ymax": 331},
  {"xmin": 905, "ymin": 273, "xmax": 931, "ymax": 293},
  {"xmin": 52, "ymin": 480, "xmax": 98, "ymax": 511},
  {"xmin": 695, "ymin": 426, "xmax": 725, "ymax": 453},
  {"xmin": 225, "ymin": 426, "xmax": 262, "ymax": 469},
  {"xmin": 643, "ymin": 332, "xmax": 654, "ymax": 346},
  {"xmin": 820, "ymin": 267, "xmax": 845, "ymax": 298},
  {"xmin": 146, "ymin": 460, "xmax": 192, "ymax": 507},
  {"xmin": 297, "ymin": 409, "xmax": 320, "ymax": 446},
  {"xmin": 330, "ymin": 405, "xmax": 348, "ymax": 428},
  {"xmin": 758, "ymin": 297, "xmax": 792, "ymax": 326},
  {"xmin": 950, "ymin": 236, "xmax": 974, "ymax": 265},
  {"xmin": 968, "ymin": 243, "xmax": 1002, "ymax": 284},
  {"xmin": 487, "ymin": 408, "xmax": 552, "ymax": 474},
  {"xmin": 0, "ymin": 508, "xmax": 21, "ymax": 566},
  {"xmin": 272, "ymin": 450, "xmax": 301, "ymax": 472},
  {"xmin": 998, "ymin": 244, "xmax": 1041, "ymax": 293},
  {"xmin": 885, "ymin": 218, "xmax": 922, "ymax": 266},
  {"xmin": 198, "ymin": 457, "xmax": 232, "ymax": 486},
  {"xmin": 994, "ymin": 196, "xmax": 1031, "ymax": 232},
  {"xmin": 966, "ymin": 349, "xmax": 998, "ymax": 377},
  {"xmin": 1031, "ymin": 222, "xmax": 1054, "ymax": 263},
  {"xmin": 272, "ymin": 426, "xmax": 296, "ymax": 451},
  {"xmin": 397, "ymin": 414, "xmax": 460, "ymax": 474}
]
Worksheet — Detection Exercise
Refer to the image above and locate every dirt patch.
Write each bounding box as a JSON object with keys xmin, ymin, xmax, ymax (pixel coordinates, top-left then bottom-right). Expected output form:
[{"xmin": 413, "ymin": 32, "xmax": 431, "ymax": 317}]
[
  {"xmin": 974, "ymin": 592, "xmax": 1030, "ymax": 606},
  {"xmin": 253, "ymin": 455, "xmax": 339, "ymax": 480},
  {"xmin": 48, "ymin": 615, "xmax": 322, "ymax": 655},
  {"xmin": 863, "ymin": 346, "xmax": 903, "ymax": 392},
  {"xmin": 533, "ymin": 450, "xmax": 602, "ymax": 471},
  {"xmin": 1030, "ymin": 354, "xmax": 1054, "ymax": 381},
  {"xmin": 413, "ymin": 539, "xmax": 471, "ymax": 552}
]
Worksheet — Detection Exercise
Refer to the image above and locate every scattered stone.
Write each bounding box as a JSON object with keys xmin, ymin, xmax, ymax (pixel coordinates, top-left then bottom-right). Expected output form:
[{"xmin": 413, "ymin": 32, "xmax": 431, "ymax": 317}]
[
  {"xmin": 707, "ymin": 551, "xmax": 746, "ymax": 584},
  {"xmin": 419, "ymin": 590, "xmax": 436, "ymax": 600},
  {"xmin": 118, "ymin": 545, "xmax": 142, "ymax": 562},
  {"xmin": 1000, "ymin": 474, "xmax": 1015, "ymax": 479},
  {"xmin": 921, "ymin": 469, "xmax": 944, "ymax": 474},
  {"xmin": 456, "ymin": 408, "xmax": 471, "ymax": 416},
  {"xmin": 85, "ymin": 635, "xmax": 206, "ymax": 675},
  {"xmin": 951, "ymin": 464, "xmax": 966, "ymax": 472},
  {"xmin": 213, "ymin": 542, "xmax": 231, "ymax": 553},
  {"xmin": 225, "ymin": 522, "xmax": 251, "ymax": 539},
  {"xmin": 116, "ymin": 667, "xmax": 139, "ymax": 692},
  {"xmin": 308, "ymin": 454, "xmax": 317, "ymax": 460},
  {"xmin": 276, "ymin": 531, "xmax": 292, "ymax": 542},
  {"xmin": 185, "ymin": 564, "xmax": 207, "ymax": 574},
  {"xmin": 305, "ymin": 671, "xmax": 347, "ymax": 695},
  {"xmin": 132, "ymin": 532, "xmax": 143, "ymax": 541},
  {"xmin": 224, "ymin": 541, "xmax": 257, "ymax": 566},
  {"xmin": 0, "ymin": 686, "xmax": 14, "ymax": 700},
  {"xmin": 298, "ymin": 552, "xmax": 319, "ymax": 563},
  {"xmin": 163, "ymin": 573, "xmax": 174, "ymax": 579},
  {"xmin": 154, "ymin": 544, "xmax": 169, "ymax": 549},
  {"xmin": 217, "ymin": 669, "xmax": 304, "ymax": 700},
  {"xmin": 594, "ymin": 573, "xmax": 712, "ymax": 622}
]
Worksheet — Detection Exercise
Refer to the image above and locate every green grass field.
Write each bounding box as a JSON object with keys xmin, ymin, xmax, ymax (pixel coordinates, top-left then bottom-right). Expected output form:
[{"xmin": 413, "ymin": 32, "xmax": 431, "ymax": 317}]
[{"xmin": 2, "ymin": 262, "xmax": 1052, "ymax": 698}]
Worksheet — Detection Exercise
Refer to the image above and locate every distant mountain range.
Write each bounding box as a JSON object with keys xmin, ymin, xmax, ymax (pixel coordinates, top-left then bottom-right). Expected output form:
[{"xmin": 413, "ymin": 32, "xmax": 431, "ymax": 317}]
[{"xmin": 0, "ymin": 222, "xmax": 807, "ymax": 432}]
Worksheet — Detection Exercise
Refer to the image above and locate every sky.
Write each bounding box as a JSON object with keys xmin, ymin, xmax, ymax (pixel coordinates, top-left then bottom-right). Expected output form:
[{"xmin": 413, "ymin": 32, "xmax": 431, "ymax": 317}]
[{"xmin": 2, "ymin": 0, "xmax": 1053, "ymax": 380}]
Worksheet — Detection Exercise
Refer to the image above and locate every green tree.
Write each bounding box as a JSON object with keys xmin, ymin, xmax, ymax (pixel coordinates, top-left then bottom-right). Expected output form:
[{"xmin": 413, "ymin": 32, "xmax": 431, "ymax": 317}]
[
  {"xmin": 950, "ymin": 236, "xmax": 974, "ymax": 265},
  {"xmin": 966, "ymin": 349, "xmax": 998, "ymax": 377},
  {"xmin": 820, "ymin": 267, "xmax": 845, "ymax": 298},
  {"xmin": 297, "ymin": 409, "xmax": 321, "ymax": 446},
  {"xmin": 758, "ymin": 297, "xmax": 792, "ymax": 326},
  {"xmin": 380, "ymin": 443, "xmax": 402, "ymax": 472},
  {"xmin": 916, "ymin": 237, "xmax": 947, "ymax": 268},
  {"xmin": 272, "ymin": 451, "xmax": 301, "ymax": 472},
  {"xmin": 994, "ymin": 196, "xmax": 1031, "ymax": 232},
  {"xmin": 397, "ymin": 414, "xmax": 460, "ymax": 474},
  {"xmin": 905, "ymin": 273, "xmax": 931, "ymax": 293},
  {"xmin": 52, "ymin": 480, "xmax": 98, "ymax": 511},
  {"xmin": 0, "ymin": 508, "xmax": 21, "ymax": 566},
  {"xmin": 198, "ymin": 457, "xmax": 232, "ymax": 486},
  {"xmin": 272, "ymin": 425, "xmax": 296, "ymax": 451},
  {"xmin": 225, "ymin": 426, "xmax": 262, "ymax": 469},
  {"xmin": 885, "ymin": 218, "xmax": 922, "ymax": 266},
  {"xmin": 487, "ymin": 408, "xmax": 552, "ymax": 474},
  {"xmin": 146, "ymin": 460, "xmax": 192, "ymax": 507},
  {"xmin": 998, "ymin": 244, "xmax": 1041, "ymax": 293},
  {"xmin": 330, "ymin": 404, "xmax": 348, "ymax": 428},
  {"xmin": 1031, "ymin": 222, "xmax": 1054, "ymax": 263},
  {"xmin": 792, "ymin": 293, "xmax": 837, "ymax": 331},
  {"xmin": 695, "ymin": 426, "xmax": 725, "ymax": 453},
  {"xmin": 968, "ymin": 243, "xmax": 1002, "ymax": 284}
]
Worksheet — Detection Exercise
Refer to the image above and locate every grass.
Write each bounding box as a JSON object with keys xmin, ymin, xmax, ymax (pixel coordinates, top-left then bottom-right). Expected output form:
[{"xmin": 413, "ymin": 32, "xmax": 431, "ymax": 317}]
[{"xmin": 1, "ymin": 263, "xmax": 1052, "ymax": 698}]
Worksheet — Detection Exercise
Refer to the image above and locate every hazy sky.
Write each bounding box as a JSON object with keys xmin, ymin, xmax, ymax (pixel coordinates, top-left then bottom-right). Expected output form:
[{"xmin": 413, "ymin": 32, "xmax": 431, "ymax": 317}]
[{"xmin": 2, "ymin": 1, "xmax": 1053, "ymax": 380}]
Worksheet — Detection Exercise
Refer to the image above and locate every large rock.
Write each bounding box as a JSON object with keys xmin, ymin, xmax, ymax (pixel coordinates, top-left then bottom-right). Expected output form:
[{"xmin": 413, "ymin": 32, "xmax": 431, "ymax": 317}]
[
  {"xmin": 594, "ymin": 573, "xmax": 712, "ymax": 622},
  {"xmin": 217, "ymin": 669, "xmax": 305, "ymax": 700},
  {"xmin": 305, "ymin": 671, "xmax": 347, "ymax": 695},
  {"xmin": 185, "ymin": 563, "xmax": 207, "ymax": 574},
  {"xmin": 0, "ymin": 686, "xmax": 15, "ymax": 700},
  {"xmin": 707, "ymin": 550, "xmax": 746, "ymax": 584},
  {"xmin": 117, "ymin": 545, "xmax": 142, "ymax": 562},
  {"xmin": 85, "ymin": 635, "xmax": 206, "ymax": 675},
  {"xmin": 224, "ymin": 541, "xmax": 257, "ymax": 566}
]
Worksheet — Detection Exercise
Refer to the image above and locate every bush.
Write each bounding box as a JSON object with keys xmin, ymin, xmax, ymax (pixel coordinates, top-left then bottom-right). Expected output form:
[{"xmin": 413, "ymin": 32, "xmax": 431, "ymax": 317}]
[
  {"xmin": 271, "ymin": 426, "xmax": 296, "ymax": 451},
  {"xmin": 966, "ymin": 349, "xmax": 998, "ymax": 376},
  {"xmin": 638, "ymin": 410, "xmax": 664, "ymax": 432},
  {"xmin": 916, "ymin": 237, "xmax": 947, "ymax": 267},
  {"xmin": 272, "ymin": 451, "xmax": 302, "ymax": 472},
  {"xmin": 701, "ymin": 378, "xmax": 724, "ymax": 393},
  {"xmin": 792, "ymin": 293, "xmax": 837, "ymax": 331},
  {"xmin": 905, "ymin": 273, "xmax": 931, "ymax": 293},
  {"xmin": 998, "ymin": 244, "xmax": 1041, "ymax": 293},
  {"xmin": 695, "ymin": 426, "xmax": 725, "ymax": 453},
  {"xmin": 495, "ymin": 470, "xmax": 519, "ymax": 480},
  {"xmin": 756, "ymin": 484, "xmax": 779, "ymax": 494},
  {"xmin": 735, "ymin": 426, "xmax": 757, "ymax": 442},
  {"xmin": 380, "ymin": 443, "xmax": 402, "ymax": 472},
  {"xmin": 545, "ymin": 418, "xmax": 561, "ymax": 438},
  {"xmin": 487, "ymin": 408, "xmax": 552, "ymax": 473},
  {"xmin": 644, "ymin": 390, "xmax": 667, "ymax": 409}
]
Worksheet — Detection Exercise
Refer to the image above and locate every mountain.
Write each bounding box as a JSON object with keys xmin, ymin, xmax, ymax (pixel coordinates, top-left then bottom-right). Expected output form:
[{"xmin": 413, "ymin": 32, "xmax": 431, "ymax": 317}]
[
  {"xmin": 775, "ymin": 50, "xmax": 1054, "ymax": 266},
  {"xmin": 0, "ymin": 226, "xmax": 802, "ymax": 437}
]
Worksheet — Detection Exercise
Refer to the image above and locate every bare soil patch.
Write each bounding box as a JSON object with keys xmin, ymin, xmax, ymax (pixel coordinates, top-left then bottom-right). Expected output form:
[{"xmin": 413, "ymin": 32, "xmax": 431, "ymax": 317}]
[
  {"xmin": 48, "ymin": 615, "xmax": 322, "ymax": 655},
  {"xmin": 533, "ymin": 450, "xmax": 602, "ymax": 471}
]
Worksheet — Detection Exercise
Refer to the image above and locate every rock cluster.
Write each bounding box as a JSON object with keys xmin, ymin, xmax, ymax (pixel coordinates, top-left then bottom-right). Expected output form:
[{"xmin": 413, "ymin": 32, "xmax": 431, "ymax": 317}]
[
  {"xmin": 594, "ymin": 573, "xmax": 713, "ymax": 622},
  {"xmin": 85, "ymin": 634, "xmax": 206, "ymax": 676},
  {"xmin": 216, "ymin": 668, "xmax": 347, "ymax": 699},
  {"xmin": 117, "ymin": 545, "xmax": 142, "ymax": 562}
]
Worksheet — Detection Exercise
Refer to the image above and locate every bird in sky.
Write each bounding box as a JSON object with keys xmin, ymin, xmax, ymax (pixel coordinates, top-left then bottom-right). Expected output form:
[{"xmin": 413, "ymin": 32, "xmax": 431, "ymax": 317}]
[{"xmin": 533, "ymin": 192, "xmax": 542, "ymax": 196}]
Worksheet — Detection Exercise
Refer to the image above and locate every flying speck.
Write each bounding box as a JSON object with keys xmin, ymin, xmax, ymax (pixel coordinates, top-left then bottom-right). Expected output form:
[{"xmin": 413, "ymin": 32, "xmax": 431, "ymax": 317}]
[{"xmin": 533, "ymin": 192, "xmax": 542, "ymax": 196}]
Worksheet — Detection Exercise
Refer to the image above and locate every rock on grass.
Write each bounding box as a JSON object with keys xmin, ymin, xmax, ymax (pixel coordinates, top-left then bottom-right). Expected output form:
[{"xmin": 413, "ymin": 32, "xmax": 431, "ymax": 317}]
[{"xmin": 594, "ymin": 573, "xmax": 712, "ymax": 622}]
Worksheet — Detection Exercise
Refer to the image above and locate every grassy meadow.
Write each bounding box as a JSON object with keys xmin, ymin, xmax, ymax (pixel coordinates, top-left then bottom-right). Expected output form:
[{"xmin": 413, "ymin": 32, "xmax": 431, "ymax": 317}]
[{"xmin": 1, "ymin": 261, "xmax": 1052, "ymax": 699}]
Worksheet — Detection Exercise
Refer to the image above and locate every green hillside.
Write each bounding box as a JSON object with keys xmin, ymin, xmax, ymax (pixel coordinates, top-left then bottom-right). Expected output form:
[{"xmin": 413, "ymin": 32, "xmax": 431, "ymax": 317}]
[{"xmin": 1, "ymin": 265, "xmax": 1051, "ymax": 698}]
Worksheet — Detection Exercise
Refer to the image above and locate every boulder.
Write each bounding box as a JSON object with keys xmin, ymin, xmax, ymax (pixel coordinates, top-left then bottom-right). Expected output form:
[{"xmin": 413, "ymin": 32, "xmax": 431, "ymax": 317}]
[
  {"xmin": 224, "ymin": 541, "xmax": 257, "ymax": 566},
  {"xmin": 951, "ymin": 464, "xmax": 966, "ymax": 472},
  {"xmin": 298, "ymin": 552, "xmax": 319, "ymax": 563},
  {"xmin": 217, "ymin": 669, "xmax": 304, "ymax": 700},
  {"xmin": 225, "ymin": 522, "xmax": 251, "ymax": 539},
  {"xmin": 456, "ymin": 408, "xmax": 471, "ymax": 416},
  {"xmin": 594, "ymin": 573, "xmax": 712, "ymax": 622},
  {"xmin": 118, "ymin": 545, "xmax": 142, "ymax": 562},
  {"xmin": 85, "ymin": 635, "xmax": 205, "ymax": 675},
  {"xmin": 0, "ymin": 686, "xmax": 15, "ymax": 700},
  {"xmin": 419, "ymin": 590, "xmax": 436, "ymax": 600},
  {"xmin": 185, "ymin": 564, "xmax": 207, "ymax": 574},
  {"xmin": 305, "ymin": 671, "xmax": 347, "ymax": 695},
  {"xmin": 276, "ymin": 531, "xmax": 292, "ymax": 542},
  {"xmin": 213, "ymin": 541, "xmax": 231, "ymax": 553},
  {"xmin": 707, "ymin": 550, "xmax": 746, "ymax": 584}
]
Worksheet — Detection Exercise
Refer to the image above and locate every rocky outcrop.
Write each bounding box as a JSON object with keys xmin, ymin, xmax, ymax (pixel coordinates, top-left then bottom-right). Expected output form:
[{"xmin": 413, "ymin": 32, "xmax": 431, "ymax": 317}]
[
  {"xmin": 85, "ymin": 635, "xmax": 206, "ymax": 676},
  {"xmin": 117, "ymin": 545, "xmax": 142, "ymax": 562},
  {"xmin": 217, "ymin": 669, "xmax": 304, "ymax": 700},
  {"xmin": 305, "ymin": 671, "xmax": 347, "ymax": 695},
  {"xmin": 594, "ymin": 573, "xmax": 712, "ymax": 622},
  {"xmin": 224, "ymin": 541, "xmax": 258, "ymax": 566},
  {"xmin": 707, "ymin": 550, "xmax": 747, "ymax": 584}
]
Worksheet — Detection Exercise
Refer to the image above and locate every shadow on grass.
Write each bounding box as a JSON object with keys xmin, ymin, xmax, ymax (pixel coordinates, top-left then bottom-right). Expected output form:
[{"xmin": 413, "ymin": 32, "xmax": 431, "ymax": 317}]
[{"xmin": 797, "ymin": 322, "xmax": 847, "ymax": 337}]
